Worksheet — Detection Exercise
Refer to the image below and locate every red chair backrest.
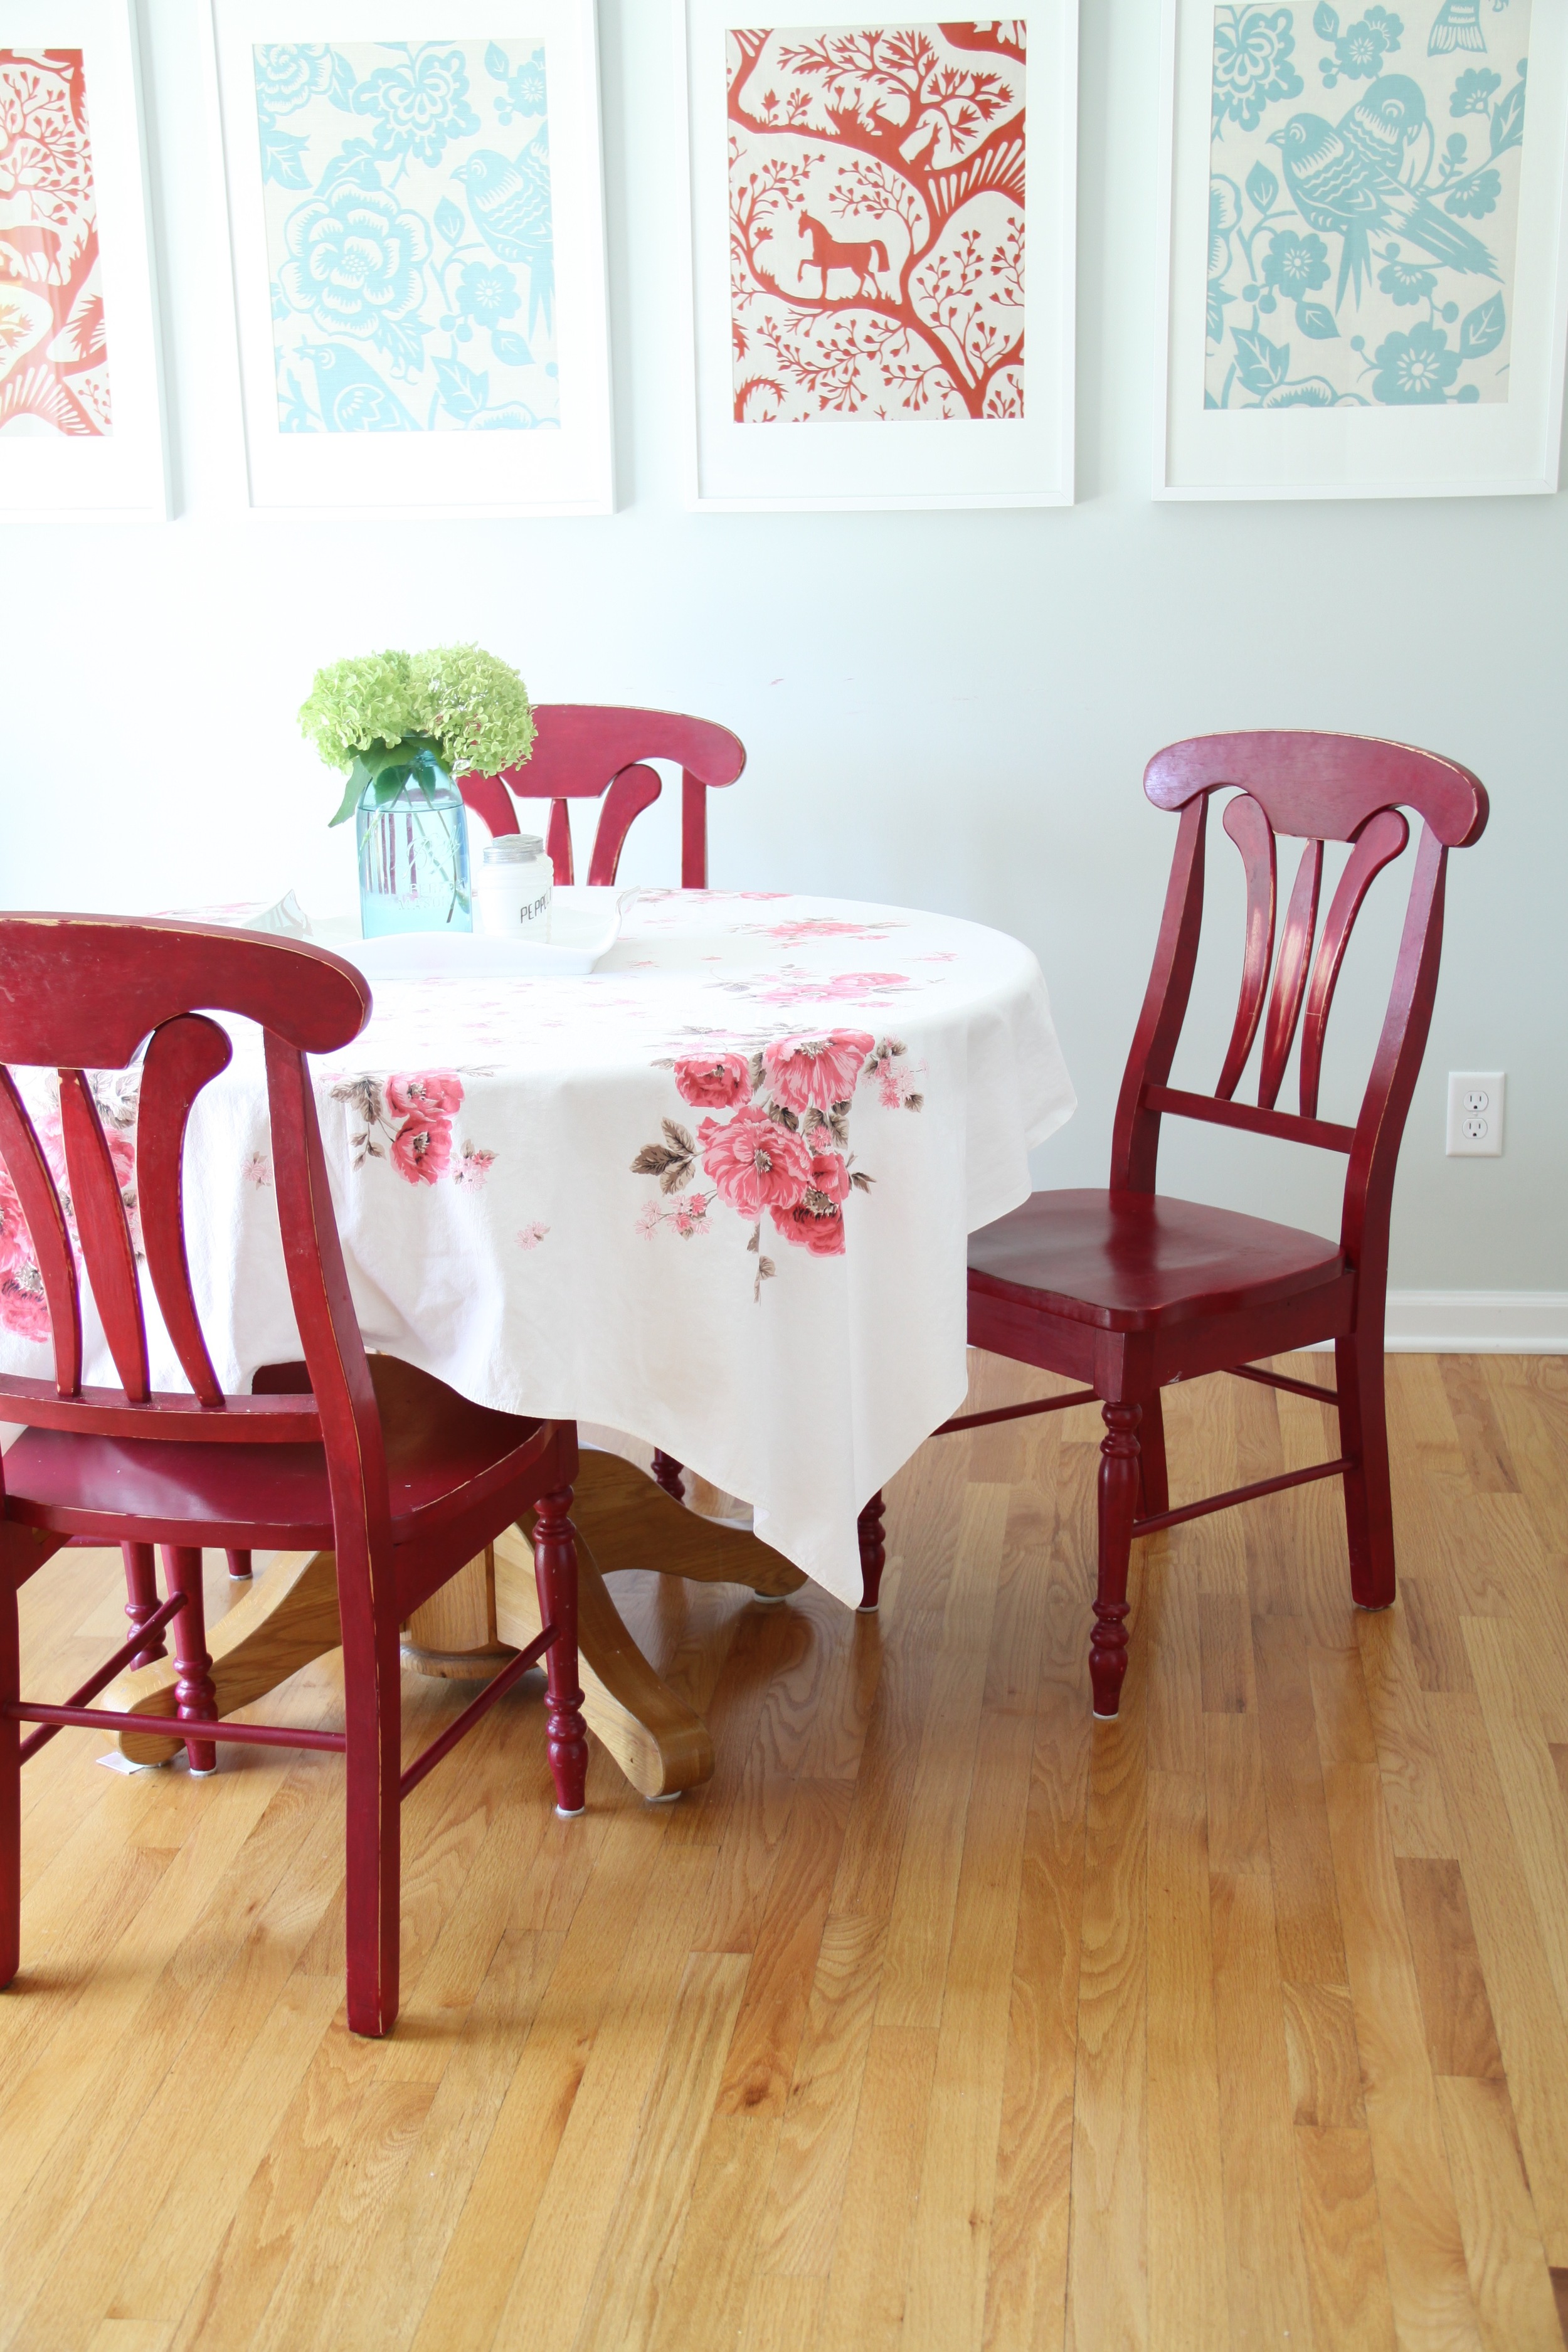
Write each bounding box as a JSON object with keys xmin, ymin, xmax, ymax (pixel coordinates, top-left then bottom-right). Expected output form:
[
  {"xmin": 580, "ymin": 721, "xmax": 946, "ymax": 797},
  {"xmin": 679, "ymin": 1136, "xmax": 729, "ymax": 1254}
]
[
  {"xmin": 1111, "ymin": 731, "xmax": 1488, "ymax": 1281},
  {"xmin": 457, "ymin": 704, "xmax": 746, "ymax": 888},
  {"xmin": 0, "ymin": 917, "xmax": 383, "ymax": 1530}
]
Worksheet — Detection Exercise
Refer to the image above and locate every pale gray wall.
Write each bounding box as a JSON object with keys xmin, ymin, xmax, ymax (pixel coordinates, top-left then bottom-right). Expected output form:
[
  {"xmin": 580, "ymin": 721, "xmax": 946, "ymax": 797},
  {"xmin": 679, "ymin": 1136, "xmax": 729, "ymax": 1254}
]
[{"xmin": 5, "ymin": 0, "xmax": 1564, "ymax": 1291}]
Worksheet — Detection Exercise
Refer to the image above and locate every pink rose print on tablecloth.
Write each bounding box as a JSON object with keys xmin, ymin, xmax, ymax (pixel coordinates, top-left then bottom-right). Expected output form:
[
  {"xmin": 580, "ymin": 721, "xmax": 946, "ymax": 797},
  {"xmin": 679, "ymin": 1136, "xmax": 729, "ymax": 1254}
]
[
  {"xmin": 673, "ymin": 1052, "xmax": 752, "ymax": 1110},
  {"xmin": 386, "ymin": 1071, "xmax": 464, "ymax": 1120},
  {"xmin": 637, "ymin": 1193, "xmax": 714, "ymax": 1241},
  {"xmin": 0, "ymin": 1074, "xmax": 142, "ymax": 1341},
  {"xmin": 763, "ymin": 1030, "xmax": 875, "ymax": 1113},
  {"xmin": 517, "ymin": 1222, "xmax": 549, "ymax": 1251},
  {"xmin": 331, "ymin": 1070, "xmax": 494, "ymax": 1192},
  {"xmin": 699, "ymin": 1104, "xmax": 815, "ymax": 1216},
  {"xmin": 0, "ymin": 1162, "xmax": 49, "ymax": 1340},
  {"xmin": 390, "ymin": 1118, "xmax": 452, "ymax": 1185},
  {"xmin": 633, "ymin": 1030, "xmax": 921, "ymax": 1299}
]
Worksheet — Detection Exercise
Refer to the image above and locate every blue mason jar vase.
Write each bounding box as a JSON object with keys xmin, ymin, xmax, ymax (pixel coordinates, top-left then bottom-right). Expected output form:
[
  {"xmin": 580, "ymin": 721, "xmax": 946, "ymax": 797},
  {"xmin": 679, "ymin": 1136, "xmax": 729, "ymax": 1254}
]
[{"xmin": 356, "ymin": 770, "xmax": 473, "ymax": 938}]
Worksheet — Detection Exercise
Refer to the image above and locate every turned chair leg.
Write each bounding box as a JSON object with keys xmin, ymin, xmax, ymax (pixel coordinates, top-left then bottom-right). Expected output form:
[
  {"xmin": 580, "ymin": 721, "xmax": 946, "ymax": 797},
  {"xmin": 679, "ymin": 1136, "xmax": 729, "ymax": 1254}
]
[
  {"xmin": 120, "ymin": 1544, "xmax": 167, "ymax": 1670},
  {"xmin": 857, "ymin": 1493, "xmax": 887, "ymax": 1613},
  {"xmin": 532, "ymin": 1489, "xmax": 588, "ymax": 1816},
  {"xmin": 1337, "ymin": 1330, "xmax": 1396, "ymax": 1611},
  {"xmin": 1092, "ymin": 1402, "xmax": 1143, "ymax": 1720},
  {"xmin": 650, "ymin": 1451, "xmax": 685, "ymax": 1502},
  {"xmin": 1139, "ymin": 1393, "xmax": 1170, "ymax": 1520},
  {"xmin": 160, "ymin": 1547, "xmax": 218, "ymax": 1775}
]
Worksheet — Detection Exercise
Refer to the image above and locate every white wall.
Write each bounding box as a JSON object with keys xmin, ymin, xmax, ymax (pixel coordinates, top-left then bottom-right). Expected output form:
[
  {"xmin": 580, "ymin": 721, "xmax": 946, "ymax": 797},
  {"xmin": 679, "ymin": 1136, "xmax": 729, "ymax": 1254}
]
[{"xmin": 6, "ymin": 0, "xmax": 1565, "ymax": 1300}]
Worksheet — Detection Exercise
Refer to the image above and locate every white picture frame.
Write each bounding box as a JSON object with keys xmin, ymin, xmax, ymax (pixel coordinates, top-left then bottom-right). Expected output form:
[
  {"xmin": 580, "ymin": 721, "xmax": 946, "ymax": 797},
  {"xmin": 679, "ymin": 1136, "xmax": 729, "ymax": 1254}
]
[
  {"xmin": 1157, "ymin": 0, "xmax": 1568, "ymax": 501},
  {"xmin": 0, "ymin": 4, "xmax": 168, "ymax": 521},
  {"xmin": 209, "ymin": 1, "xmax": 614, "ymax": 516},
  {"xmin": 676, "ymin": 4, "xmax": 1077, "ymax": 510}
]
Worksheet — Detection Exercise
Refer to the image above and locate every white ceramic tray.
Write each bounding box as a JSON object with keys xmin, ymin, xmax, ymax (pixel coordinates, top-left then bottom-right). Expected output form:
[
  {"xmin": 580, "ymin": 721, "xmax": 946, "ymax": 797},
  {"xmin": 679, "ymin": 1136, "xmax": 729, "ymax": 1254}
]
[{"xmin": 315, "ymin": 888, "xmax": 626, "ymax": 980}]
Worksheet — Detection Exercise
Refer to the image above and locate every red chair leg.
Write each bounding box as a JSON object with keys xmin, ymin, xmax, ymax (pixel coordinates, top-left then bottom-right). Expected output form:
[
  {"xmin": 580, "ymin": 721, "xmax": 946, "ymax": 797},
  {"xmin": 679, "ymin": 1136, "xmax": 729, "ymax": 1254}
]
[
  {"xmin": 1138, "ymin": 1394, "xmax": 1170, "ymax": 1520},
  {"xmin": 857, "ymin": 1493, "xmax": 886, "ymax": 1613},
  {"xmin": 1, "ymin": 1540, "xmax": 20, "ymax": 1990},
  {"xmin": 1336, "ymin": 1331, "xmax": 1396, "ymax": 1611},
  {"xmin": 532, "ymin": 1488, "xmax": 588, "ymax": 1816},
  {"xmin": 161, "ymin": 1547, "xmax": 218, "ymax": 1775},
  {"xmin": 120, "ymin": 1544, "xmax": 167, "ymax": 1670},
  {"xmin": 342, "ymin": 1607, "xmax": 402, "ymax": 2039},
  {"xmin": 1091, "ymin": 1402, "xmax": 1142, "ymax": 1719},
  {"xmin": 225, "ymin": 1551, "xmax": 253, "ymax": 1581}
]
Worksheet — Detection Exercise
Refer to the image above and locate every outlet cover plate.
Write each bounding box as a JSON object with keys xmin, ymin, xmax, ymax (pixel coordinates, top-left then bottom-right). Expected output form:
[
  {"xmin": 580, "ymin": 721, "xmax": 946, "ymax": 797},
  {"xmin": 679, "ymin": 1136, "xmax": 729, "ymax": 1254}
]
[{"xmin": 1447, "ymin": 1071, "xmax": 1505, "ymax": 1157}]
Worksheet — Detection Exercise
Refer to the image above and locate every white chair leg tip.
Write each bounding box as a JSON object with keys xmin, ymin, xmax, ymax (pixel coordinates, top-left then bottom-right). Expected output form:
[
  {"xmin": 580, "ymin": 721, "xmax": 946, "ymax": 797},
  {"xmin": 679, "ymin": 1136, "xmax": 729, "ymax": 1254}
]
[
  {"xmin": 554, "ymin": 1803, "xmax": 585, "ymax": 1818},
  {"xmin": 856, "ymin": 1601, "xmax": 880, "ymax": 1614}
]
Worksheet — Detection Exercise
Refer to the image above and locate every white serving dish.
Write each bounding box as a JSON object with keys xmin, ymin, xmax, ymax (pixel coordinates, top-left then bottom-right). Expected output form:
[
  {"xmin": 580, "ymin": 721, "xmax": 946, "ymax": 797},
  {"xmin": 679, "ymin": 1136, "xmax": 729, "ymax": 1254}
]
[{"xmin": 318, "ymin": 888, "xmax": 627, "ymax": 980}]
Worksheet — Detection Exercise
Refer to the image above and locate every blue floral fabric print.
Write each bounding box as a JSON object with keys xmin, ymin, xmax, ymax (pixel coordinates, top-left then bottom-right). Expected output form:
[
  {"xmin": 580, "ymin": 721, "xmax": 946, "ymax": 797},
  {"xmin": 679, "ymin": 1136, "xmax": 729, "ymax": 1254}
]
[
  {"xmin": 253, "ymin": 40, "xmax": 558, "ymax": 434},
  {"xmin": 1205, "ymin": 0, "xmax": 1529, "ymax": 409}
]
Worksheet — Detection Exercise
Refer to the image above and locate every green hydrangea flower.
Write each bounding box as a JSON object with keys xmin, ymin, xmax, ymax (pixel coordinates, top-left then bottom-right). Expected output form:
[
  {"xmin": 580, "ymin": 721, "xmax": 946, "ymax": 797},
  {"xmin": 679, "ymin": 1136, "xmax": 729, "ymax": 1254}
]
[
  {"xmin": 412, "ymin": 643, "xmax": 536, "ymax": 780},
  {"xmin": 299, "ymin": 642, "xmax": 534, "ymax": 825}
]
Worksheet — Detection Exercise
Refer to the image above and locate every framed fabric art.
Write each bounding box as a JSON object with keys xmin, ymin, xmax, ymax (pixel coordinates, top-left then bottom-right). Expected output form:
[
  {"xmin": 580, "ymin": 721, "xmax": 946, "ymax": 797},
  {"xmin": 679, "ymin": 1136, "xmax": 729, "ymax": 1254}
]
[
  {"xmin": 1157, "ymin": 0, "xmax": 1568, "ymax": 497},
  {"xmin": 676, "ymin": 6, "xmax": 1078, "ymax": 508},
  {"xmin": 210, "ymin": 1, "xmax": 613, "ymax": 514},
  {"xmin": 0, "ymin": 3, "xmax": 168, "ymax": 521}
]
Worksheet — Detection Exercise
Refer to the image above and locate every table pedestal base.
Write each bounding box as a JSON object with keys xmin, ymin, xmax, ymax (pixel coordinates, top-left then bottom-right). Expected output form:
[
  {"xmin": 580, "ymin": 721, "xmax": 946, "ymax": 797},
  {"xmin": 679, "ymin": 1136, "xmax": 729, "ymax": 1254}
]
[{"xmin": 102, "ymin": 1448, "xmax": 808, "ymax": 1800}]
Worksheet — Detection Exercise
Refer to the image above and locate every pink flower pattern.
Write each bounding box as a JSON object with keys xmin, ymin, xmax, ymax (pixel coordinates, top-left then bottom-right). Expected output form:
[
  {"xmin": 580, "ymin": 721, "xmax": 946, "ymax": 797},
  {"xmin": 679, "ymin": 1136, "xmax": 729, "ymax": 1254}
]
[
  {"xmin": 331, "ymin": 1069, "xmax": 494, "ymax": 1193},
  {"xmin": 0, "ymin": 1074, "xmax": 142, "ymax": 1342},
  {"xmin": 633, "ymin": 1030, "xmax": 922, "ymax": 1298},
  {"xmin": 673, "ymin": 1052, "xmax": 752, "ymax": 1110}
]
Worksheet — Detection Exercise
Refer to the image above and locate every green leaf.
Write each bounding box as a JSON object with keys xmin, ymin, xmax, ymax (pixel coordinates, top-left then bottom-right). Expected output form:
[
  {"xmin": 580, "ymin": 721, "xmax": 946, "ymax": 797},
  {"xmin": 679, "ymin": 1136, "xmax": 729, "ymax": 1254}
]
[
  {"xmin": 1246, "ymin": 162, "xmax": 1278, "ymax": 214},
  {"xmin": 1295, "ymin": 300, "xmax": 1339, "ymax": 339},
  {"xmin": 327, "ymin": 765, "xmax": 367, "ymax": 827},
  {"xmin": 1458, "ymin": 292, "xmax": 1505, "ymax": 358}
]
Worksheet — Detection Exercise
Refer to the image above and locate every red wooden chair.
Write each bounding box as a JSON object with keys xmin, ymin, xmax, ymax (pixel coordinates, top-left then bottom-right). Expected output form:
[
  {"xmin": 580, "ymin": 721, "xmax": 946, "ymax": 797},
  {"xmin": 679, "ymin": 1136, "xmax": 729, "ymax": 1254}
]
[
  {"xmin": 458, "ymin": 703, "xmax": 746, "ymax": 887},
  {"xmin": 0, "ymin": 915, "xmax": 587, "ymax": 2037},
  {"xmin": 914, "ymin": 733, "xmax": 1487, "ymax": 1714}
]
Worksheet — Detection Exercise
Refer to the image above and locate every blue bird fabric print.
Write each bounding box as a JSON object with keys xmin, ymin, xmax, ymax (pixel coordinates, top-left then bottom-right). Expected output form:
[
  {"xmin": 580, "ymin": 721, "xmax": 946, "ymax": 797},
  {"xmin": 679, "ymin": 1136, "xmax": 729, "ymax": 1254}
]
[
  {"xmin": 253, "ymin": 41, "xmax": 559, "ymax": 435},
  {"xmin": 1205, "ymin": 1, "xmax": 1528, "ymax": 408}
]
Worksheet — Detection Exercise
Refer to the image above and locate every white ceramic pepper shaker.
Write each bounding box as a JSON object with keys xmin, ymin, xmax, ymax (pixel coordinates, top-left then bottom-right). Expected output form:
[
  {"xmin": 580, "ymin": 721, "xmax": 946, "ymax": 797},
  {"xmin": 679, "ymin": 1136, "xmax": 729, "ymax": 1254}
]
[{"xmin": 475, "ymin": 834, "xmax": 553, "ymax": 940}]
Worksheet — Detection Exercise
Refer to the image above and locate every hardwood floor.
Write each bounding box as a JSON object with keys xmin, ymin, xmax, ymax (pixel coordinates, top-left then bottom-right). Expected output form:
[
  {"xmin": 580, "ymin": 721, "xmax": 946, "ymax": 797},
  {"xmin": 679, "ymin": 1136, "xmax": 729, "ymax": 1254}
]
[{"xmin": 5, "ymin": 1352, "xmax": 1568, "ymax": 2351}]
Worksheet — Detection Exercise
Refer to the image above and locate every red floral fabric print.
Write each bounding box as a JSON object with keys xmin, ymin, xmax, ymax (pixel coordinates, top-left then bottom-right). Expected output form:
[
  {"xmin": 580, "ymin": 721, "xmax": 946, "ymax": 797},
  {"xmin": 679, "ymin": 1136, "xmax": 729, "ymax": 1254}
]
[{"xmin": 699, "ymin": 1104, "xmax": 815, "ymax": 1216}]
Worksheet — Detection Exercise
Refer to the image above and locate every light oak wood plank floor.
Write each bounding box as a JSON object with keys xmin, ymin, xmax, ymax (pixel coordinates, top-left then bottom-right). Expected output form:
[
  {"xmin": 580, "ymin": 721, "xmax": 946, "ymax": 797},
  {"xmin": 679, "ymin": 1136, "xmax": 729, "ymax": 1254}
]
[{"xmin": 5, "ymin": 1352, "xmax": 1568, "ymax": 2352}]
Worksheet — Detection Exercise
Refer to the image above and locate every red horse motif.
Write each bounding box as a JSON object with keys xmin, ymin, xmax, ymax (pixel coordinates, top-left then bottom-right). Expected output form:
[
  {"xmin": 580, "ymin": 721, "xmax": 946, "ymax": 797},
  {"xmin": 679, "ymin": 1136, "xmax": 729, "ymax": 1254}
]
[{"xmin": 798, "ymin": 211, "xmax": 888, "ymax": 299}]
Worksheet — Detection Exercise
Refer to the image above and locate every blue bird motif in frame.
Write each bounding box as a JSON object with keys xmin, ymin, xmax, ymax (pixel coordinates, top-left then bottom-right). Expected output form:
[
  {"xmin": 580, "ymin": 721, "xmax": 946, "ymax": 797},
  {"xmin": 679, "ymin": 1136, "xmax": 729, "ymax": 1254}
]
[
  {"xmin": 1205, "ymin": 0, "xmax": 1530, "ymax": 410},
  {"xmin": 252, "ymin": 38, "xmax": 561, "ymax": 435}
]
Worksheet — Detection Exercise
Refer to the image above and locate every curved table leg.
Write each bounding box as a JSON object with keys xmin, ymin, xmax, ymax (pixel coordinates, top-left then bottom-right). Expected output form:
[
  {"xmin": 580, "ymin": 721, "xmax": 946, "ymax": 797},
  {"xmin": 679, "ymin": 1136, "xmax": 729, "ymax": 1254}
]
[{"xmin": 99, "ymin": 1450, "xmax": 805, "ymax": 1794}]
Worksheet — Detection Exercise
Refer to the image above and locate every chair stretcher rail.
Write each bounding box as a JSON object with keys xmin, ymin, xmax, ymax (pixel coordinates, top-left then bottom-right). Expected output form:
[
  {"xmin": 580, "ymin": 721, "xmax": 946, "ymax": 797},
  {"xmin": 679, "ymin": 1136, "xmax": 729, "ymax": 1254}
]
[
  {"xmin": 936, "ymin": 1388, "xmax": 1099, "ymax": 1435},
  {"xmin": 1134, "ymin": 1454, "xmax": 1353, "ymax": 1537}
]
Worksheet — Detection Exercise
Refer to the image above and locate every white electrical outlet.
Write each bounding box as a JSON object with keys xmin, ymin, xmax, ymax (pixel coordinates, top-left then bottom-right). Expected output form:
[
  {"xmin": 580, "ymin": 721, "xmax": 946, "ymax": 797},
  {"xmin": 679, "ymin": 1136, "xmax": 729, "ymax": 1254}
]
[{"xmin": 1446, "ymin": 1071, "xmax": 1505, "ymax": 1157}]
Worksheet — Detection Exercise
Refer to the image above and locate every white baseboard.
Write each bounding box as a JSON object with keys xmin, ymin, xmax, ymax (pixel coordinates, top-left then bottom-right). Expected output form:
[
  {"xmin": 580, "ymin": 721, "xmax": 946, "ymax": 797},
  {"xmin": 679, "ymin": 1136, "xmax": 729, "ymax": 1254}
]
[{"xmin": 1379, "ymin": 1291, "xmax": 1568, "ymax": 1353}]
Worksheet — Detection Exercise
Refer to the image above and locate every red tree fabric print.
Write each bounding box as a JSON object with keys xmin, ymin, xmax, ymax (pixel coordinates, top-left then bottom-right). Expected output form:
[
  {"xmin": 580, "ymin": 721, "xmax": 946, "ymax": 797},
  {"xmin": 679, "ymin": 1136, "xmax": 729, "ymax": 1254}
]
[
  {"xmin": 728, "ymin": 23, "xmax": 1025, "ymax": 423},
  {"xmin": 0, "ymin": 50, "xmax": 112, "ymax": 438}
]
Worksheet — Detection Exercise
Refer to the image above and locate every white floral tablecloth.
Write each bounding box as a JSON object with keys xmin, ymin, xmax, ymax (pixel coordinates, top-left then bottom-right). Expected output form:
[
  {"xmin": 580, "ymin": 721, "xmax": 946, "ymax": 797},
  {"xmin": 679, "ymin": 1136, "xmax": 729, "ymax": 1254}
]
[{"xmin": 0, "ymin": 893, "xmax": 1074, "ymax": 1604}]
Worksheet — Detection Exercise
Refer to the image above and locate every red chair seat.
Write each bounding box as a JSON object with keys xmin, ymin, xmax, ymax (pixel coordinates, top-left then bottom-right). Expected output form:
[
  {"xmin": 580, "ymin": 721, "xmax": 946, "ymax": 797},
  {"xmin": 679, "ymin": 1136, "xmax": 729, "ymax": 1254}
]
[
  {"xmin": 3, "ymin": 1357, "xmax": 551, "ymax": 1555},
  {"xmin": 967, "ymin": 1189, "xmax": 1346, "ymax": 1332}
]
